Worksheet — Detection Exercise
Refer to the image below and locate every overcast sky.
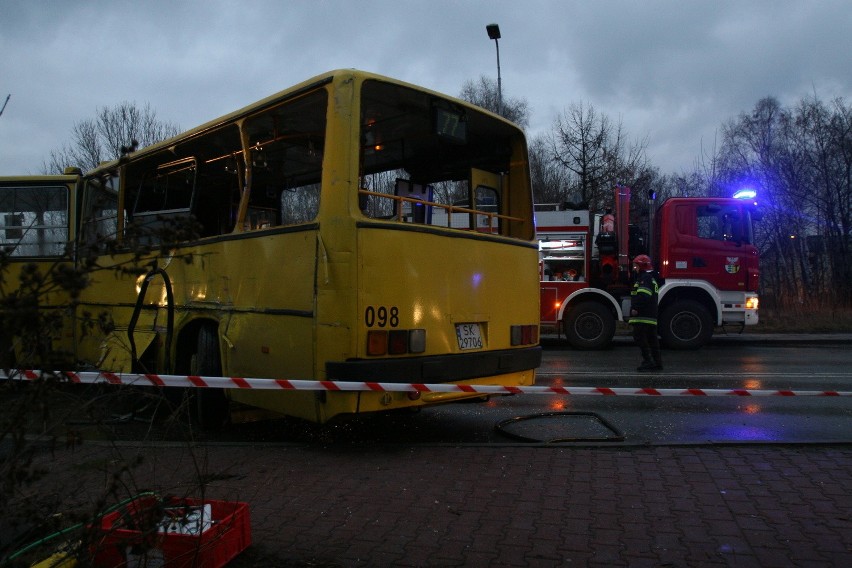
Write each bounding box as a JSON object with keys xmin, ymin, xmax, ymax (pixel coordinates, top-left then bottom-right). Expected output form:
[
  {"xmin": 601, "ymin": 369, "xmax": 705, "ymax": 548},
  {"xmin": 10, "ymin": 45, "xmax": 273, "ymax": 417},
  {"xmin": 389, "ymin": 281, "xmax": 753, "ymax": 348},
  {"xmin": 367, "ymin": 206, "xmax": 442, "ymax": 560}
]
[{"xmin": 2, "ymin": 0, "xmax": 850, "ymax": 177}]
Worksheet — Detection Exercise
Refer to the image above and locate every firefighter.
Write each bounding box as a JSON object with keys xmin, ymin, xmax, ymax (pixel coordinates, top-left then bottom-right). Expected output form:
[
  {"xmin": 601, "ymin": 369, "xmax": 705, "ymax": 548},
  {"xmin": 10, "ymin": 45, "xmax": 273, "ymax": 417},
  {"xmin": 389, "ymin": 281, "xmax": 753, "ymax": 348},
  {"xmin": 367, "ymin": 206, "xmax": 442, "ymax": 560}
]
[{"xmin": 629, "ymin": 254, "xmax": 663, "ymax": 371}]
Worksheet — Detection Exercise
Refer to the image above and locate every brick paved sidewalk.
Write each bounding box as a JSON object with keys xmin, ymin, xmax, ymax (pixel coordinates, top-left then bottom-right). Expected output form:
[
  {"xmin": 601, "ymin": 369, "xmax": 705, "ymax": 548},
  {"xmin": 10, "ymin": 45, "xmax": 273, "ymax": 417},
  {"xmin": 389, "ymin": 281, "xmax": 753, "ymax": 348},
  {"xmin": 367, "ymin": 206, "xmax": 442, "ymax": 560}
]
[{"xmin": 14, "ymin": 443, "xmax": 852, "ymax": 566}]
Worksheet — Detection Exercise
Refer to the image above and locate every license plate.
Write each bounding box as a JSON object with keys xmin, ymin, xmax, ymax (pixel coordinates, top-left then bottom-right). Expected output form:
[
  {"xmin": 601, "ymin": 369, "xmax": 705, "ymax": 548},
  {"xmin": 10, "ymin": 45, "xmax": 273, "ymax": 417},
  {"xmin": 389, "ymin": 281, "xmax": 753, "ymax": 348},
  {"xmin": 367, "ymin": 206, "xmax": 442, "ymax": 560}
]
[{"xmin": 455, "ymin": 323, "xmax": 483, "ymax": 350}]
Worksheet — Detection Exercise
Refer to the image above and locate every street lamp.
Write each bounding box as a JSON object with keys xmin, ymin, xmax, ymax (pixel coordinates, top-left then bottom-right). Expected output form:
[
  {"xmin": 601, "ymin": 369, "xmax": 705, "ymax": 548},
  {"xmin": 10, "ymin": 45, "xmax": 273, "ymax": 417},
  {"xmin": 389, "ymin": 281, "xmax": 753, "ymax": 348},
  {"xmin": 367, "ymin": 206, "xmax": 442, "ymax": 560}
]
[{"xmin": 485, "ymin": 23, "xmax": 502, "ymax": 116}]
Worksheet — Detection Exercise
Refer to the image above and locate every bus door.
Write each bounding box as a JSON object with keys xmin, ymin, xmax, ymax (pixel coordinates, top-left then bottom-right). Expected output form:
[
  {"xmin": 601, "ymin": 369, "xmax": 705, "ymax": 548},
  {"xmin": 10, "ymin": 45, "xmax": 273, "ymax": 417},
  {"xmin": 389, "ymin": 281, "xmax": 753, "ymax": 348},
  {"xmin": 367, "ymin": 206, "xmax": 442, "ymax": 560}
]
[{"xmin": 76, "ymin": 173, "xmax": 146, "ymax": 370}]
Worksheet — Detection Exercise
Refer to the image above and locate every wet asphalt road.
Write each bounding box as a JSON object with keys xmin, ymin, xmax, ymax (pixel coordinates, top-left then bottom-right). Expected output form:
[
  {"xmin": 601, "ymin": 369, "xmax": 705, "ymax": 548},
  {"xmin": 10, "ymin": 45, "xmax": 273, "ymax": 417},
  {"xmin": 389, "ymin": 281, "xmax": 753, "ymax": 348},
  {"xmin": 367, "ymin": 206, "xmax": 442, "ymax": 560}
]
[{"xmin": 206, "ymin": 334, "xmax": 852, "ymax": 446}]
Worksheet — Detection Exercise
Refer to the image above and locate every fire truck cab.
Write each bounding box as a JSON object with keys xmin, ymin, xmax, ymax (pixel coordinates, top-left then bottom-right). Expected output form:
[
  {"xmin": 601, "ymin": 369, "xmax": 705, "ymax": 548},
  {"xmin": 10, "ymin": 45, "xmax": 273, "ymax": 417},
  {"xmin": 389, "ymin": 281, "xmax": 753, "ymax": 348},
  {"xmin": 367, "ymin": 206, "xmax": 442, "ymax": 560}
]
[{"xmin": 537, "ymin": 186, "xmax": 759, "ymax": 350}]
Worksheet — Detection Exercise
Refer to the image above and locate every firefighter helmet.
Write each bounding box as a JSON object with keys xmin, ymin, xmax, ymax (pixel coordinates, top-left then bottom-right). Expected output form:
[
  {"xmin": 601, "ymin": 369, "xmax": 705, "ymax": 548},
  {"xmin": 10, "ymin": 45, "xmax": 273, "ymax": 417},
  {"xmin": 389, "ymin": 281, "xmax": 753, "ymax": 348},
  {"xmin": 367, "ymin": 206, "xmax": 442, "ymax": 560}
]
[{"xmin": 632, "ymin": 254, "xmax": 653, "ymax": 271}]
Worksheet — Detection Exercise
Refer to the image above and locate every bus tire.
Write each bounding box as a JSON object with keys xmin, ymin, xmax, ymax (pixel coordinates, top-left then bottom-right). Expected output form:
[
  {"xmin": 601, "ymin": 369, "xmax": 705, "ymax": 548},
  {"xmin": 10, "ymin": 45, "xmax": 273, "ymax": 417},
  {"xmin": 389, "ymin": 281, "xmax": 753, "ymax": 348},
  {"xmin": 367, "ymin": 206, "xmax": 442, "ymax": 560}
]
[
  {"xmin": 191, "ymin": 325, "xmax": 229, "ymax": 429},
  {"xmin": 563, "ymin": 301, "xmax": 615, "ymax": 350},
  {"xmin": 659, "ymin": 299, "xmax": 713, "ymax": 350}
]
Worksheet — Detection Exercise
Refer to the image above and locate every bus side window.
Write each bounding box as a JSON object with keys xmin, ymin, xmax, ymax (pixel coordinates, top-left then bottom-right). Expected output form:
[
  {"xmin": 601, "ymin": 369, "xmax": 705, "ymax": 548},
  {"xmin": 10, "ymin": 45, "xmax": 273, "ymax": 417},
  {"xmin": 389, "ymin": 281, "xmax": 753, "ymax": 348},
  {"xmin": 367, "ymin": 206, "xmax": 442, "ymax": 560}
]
[
  {"xmin": 194, "ymin": 160, "xmax": 242, "ymax": 237},
  {"xmin": 280, "ymin": 184, "xmax": 320, "ymax": 225},
  {"xmin": 126, "ymin": 159, "xmax": 197, "ymax": 246},
  {"xmin": 80, "ymin": 177, "xmax": 120, "ymax": 252},
  {"xmin": 243, "ymin": 90, "xmax": 327, "ymax": 228},
  {"xmin": 123, "ymin": 123, "xmax": 245, "ymax": 241}
]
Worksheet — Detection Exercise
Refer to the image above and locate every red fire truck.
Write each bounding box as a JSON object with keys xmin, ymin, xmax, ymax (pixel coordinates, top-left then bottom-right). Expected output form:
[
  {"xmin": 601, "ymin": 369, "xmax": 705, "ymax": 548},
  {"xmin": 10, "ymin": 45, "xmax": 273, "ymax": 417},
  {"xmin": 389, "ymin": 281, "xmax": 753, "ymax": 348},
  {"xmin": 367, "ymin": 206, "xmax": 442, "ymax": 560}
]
[{"xmin": 538, "ymin": 185, "xmax": 759, "ymax": 350}]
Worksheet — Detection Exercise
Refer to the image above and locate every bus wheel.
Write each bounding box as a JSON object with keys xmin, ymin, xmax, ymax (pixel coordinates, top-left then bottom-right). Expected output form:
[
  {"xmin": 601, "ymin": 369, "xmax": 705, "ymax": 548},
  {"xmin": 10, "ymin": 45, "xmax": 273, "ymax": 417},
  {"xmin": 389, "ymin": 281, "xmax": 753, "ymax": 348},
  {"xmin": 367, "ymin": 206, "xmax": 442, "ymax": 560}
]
[
  {"xmin": 191, "ymin": 325, "xmax": 229, "ymax": 429},
  {"xmin": 659, "ymin": 300, "xmax": 713, "ymax": 350},
  {"xmin": 564, "ymin": 302, "xmax": 615, "ymax": 350}
]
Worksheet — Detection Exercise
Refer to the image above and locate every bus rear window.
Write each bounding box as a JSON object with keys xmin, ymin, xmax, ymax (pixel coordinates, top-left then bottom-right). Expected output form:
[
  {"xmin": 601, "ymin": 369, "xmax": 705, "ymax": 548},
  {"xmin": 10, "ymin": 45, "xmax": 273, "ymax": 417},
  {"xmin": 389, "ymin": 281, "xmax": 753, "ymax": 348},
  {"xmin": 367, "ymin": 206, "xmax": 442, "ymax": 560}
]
[
  {"xmin": 358, "ymin": 79, "xmax": 529, "ymax": 238},
  {"xmin": 0, "ymin": 186, "xmax": 68, "ymax": 257}
]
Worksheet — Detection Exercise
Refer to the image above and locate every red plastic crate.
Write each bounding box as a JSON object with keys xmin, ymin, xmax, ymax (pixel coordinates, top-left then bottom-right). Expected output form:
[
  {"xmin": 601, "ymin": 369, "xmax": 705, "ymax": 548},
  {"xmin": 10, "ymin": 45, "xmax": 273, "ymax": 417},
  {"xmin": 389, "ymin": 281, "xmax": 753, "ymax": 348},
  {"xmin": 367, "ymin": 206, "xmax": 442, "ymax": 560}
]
[{"xmin": 92, "ymin": 496, "xmax": 251, "ymax": 568}]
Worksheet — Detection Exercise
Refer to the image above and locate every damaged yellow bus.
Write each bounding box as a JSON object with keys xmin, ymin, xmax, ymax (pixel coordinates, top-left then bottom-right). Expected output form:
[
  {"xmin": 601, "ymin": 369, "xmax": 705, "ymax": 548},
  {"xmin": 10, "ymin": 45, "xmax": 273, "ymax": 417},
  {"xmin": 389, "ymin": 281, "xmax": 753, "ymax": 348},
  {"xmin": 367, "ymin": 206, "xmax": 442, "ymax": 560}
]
[{"xmin": 4, "ymin": 70, "xmax": 541, "ymax": 424}]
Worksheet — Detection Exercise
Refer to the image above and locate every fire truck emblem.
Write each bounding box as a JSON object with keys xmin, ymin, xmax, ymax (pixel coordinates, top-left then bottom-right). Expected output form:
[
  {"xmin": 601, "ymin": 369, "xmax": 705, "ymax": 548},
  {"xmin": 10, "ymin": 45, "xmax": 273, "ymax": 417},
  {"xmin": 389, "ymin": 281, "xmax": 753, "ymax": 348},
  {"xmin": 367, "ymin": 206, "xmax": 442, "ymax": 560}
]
[{"xmin": 725, "ymin": 257, "xmax": 741, "ymax": 274}]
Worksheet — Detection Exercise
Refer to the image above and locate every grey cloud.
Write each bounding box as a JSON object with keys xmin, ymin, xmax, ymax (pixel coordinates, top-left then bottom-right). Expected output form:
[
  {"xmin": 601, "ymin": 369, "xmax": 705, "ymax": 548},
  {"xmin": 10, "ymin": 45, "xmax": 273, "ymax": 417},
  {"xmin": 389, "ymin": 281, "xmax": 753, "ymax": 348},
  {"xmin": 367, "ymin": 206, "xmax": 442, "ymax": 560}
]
[{"xmin": 1, "ymin": 0, "xmax": 850, "ymax": 176}]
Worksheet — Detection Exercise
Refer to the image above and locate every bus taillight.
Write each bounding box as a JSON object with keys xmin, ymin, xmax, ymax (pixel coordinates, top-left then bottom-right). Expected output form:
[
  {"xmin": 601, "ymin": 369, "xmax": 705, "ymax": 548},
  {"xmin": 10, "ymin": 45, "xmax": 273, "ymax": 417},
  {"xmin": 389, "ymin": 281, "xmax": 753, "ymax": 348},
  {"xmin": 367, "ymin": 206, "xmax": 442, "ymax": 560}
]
[
  {"xmin": 388, "ymin": 330, "xmax": 408, "ymax": 354},
  {"xmin": 511, "ymin": 325, "xmax": 539, "ymax": 346},
  {"xmin": 409, "ymin": 329, "xmax": 426, "ymax": 352},
  {"xmin": 367, "ymin": 329, "xmax": 426, "ymax": 356},
  {"xmin": 367, "ymin": 331, "xmax": 388, "ymax": 355}
]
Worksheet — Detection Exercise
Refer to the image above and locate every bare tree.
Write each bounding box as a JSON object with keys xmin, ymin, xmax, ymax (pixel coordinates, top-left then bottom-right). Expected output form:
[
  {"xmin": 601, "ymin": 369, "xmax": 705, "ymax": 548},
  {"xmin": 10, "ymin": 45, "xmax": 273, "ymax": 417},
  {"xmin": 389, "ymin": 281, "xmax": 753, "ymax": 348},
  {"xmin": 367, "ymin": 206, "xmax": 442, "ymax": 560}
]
[
  {"xmin": 548, "ymin": 101, "xmax": 648, "ymax": 212},
  {"xmin": 549, "ymin": 102, "xmax": 607, "ymax": 208},
  {"xmin": 719, "ymin": 97, "xmax": 800, "ymax": 306},
  {"xmin": 796, "ymin": 96, "xmax": 852, "ymax": 305},
  {"xmin": 667, "ymin": 170, "xmax": 710, "ymax": 198},
  {"xmin": 44, "ymin": 102, "xmax": 180, "ymax": 173},
  {"xmin": 718, "ymin": 95, "xmax": 852, "ymax": 309},
  {"xmin": 459, "ymin": 75, "xmax": 530, "ymax": 128},
  {"xmin": 528, "ymin": 135, "xmax": 568, "ymax": 205}
]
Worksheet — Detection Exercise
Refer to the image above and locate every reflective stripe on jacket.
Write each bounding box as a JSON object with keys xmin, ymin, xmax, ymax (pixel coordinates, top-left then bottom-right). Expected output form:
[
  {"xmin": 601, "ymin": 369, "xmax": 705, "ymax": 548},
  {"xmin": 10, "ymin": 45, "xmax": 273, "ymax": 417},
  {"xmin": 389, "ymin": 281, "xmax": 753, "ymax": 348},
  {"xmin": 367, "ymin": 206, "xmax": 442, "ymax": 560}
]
[{"xmin": 629, "ymin": 270, "xmax": 659, "ymax": 326}]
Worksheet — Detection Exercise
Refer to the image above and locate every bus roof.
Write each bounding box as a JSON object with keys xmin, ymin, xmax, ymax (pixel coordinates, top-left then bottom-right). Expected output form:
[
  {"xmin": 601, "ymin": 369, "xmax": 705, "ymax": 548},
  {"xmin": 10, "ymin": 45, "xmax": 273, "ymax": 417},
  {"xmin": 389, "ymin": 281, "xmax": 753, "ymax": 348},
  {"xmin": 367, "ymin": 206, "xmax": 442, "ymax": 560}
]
[
  {"xmin": 0, "ymin": 174, "xmax": 81, "ymax": 183},
  {"xmin": 87, "ymin": 69, "xmax": 517, "ymax": 177}
]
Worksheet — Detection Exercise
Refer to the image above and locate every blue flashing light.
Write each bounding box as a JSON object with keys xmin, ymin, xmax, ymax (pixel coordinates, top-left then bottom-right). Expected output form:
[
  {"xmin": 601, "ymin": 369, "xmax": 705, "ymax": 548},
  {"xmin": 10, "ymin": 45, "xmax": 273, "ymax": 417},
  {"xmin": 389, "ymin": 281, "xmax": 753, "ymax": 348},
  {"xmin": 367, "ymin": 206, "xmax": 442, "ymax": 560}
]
[{"xmin": 733, "ymin": 188, "xmax": 757, "ymax": 200}]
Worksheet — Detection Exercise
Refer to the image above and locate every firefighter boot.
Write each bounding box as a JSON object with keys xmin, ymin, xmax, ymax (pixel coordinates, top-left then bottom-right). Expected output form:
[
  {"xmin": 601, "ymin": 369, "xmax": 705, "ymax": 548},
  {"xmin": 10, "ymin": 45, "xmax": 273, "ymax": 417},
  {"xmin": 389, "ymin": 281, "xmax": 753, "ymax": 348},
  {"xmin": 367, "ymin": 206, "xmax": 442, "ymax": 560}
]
[
  {"xmin": 652, "ymin": 348, "xmax": 663, "ymax": 371},
  {"xmin": 637, "ymin": 349, "xmax": 656, "ymax": 372}
]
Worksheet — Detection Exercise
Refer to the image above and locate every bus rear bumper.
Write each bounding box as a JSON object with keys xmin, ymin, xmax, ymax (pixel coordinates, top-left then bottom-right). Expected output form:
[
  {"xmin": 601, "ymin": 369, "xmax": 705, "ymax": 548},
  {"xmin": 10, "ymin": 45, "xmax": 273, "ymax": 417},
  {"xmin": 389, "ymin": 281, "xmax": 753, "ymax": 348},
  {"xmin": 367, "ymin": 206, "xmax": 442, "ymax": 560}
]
[{"xmin": 326, "ymin": 346, "xmax": 542, "ymax": 383}]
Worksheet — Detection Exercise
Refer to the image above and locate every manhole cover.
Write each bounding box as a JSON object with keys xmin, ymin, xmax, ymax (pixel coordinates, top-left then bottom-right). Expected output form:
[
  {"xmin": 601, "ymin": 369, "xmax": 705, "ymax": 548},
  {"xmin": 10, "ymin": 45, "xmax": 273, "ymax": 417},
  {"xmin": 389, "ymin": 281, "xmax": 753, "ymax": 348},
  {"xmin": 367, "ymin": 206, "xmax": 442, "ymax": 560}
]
[{"xmin": 495, "ymin": 412, "xmax": 624, "ymax": 443}]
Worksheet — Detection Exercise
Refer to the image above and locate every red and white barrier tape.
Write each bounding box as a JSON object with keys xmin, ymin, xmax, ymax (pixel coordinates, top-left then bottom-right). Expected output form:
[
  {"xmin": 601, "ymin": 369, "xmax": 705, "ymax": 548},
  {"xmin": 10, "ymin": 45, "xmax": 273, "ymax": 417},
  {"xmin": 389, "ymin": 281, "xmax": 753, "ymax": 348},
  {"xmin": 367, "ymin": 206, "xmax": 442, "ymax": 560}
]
[{"xmin": 2, "ymin": 370, "xmax": 850, "ymax": 397}]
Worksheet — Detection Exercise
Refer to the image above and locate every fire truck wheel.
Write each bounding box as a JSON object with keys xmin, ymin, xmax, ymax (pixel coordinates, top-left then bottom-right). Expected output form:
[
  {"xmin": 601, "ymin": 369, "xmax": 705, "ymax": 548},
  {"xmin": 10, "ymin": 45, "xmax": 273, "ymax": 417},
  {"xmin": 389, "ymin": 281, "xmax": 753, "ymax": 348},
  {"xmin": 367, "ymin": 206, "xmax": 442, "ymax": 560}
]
[
  {"xmin": 659, "ymin": 299, "xmax": 713, "ymax": 350},
  {"xmin": 190, "ymin": 325, "xmax": 230, "ymax": 429},
  {"xmin": 563, "ymin": 301, "xmax": 616, "ymax": 350}
]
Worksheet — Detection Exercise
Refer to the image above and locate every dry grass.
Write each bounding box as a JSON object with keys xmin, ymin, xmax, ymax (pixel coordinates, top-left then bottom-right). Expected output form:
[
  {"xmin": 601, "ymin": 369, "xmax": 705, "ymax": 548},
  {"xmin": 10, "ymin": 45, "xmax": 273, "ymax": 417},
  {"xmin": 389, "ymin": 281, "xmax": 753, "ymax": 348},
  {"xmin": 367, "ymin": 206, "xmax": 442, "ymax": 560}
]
[{"xmin": 747, "ymin": 306, "xmax": 852, "ymax": 333}]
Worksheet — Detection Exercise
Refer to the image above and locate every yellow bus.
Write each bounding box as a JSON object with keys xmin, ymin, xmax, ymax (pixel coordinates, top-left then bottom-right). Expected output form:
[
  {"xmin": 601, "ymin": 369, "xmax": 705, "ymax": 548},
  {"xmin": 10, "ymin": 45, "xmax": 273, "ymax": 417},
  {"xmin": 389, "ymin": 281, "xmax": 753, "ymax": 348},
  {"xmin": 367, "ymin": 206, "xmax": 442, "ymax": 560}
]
[{"xmin": 4, "ymin": 70, "xmax": 541, "ymax": 425}]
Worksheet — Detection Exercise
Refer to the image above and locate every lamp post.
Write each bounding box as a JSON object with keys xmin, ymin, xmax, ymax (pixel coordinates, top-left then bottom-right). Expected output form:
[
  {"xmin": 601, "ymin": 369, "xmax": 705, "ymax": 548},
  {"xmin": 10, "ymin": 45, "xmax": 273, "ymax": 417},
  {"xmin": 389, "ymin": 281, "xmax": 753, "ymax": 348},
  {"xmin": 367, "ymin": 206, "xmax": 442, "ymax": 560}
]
[{"xmin": 486, "ymin": 23, "xmax": 502, "ymax": 116}]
